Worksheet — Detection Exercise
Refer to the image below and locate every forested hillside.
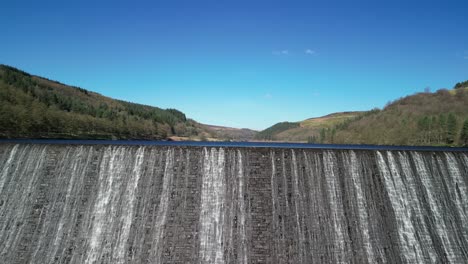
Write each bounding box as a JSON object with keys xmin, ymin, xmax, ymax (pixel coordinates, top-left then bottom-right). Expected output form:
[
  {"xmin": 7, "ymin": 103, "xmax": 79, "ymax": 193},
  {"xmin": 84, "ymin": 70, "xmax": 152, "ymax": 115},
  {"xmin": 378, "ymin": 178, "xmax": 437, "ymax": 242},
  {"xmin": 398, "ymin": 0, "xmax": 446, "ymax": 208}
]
[
  {"xmin": 332, "ymin": 87, "xmax": 468, "ymax": 146},
  {"xmin": 258, "ymin": 84, "xmax": 468, "ymax": 147},
  {"xmin": 255, "ymin": 122, "xmax": 300, "ymax": 140},
  {"xmin": 0, "ymin": 65, "xmax": 205, "ymax": 140}
]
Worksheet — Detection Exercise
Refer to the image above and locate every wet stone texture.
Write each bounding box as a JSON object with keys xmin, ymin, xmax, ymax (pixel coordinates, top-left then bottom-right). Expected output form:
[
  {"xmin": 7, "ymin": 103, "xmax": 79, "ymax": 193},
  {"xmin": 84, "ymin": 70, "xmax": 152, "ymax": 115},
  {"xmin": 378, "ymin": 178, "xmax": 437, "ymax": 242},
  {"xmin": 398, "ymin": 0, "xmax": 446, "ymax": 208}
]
[{"xmin": 0, "ymin": 144, "xmax": 467, "ymax": 263}]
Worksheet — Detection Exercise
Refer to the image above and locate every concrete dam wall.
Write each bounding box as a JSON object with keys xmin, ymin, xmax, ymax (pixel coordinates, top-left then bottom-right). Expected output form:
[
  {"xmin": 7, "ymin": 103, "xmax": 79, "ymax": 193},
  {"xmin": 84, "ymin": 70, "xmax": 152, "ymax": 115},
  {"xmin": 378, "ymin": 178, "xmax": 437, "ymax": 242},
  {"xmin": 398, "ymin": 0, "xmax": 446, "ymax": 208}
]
[{"xmin": 0, "ymin": 143, "xmax": 467, "ymax": 263}]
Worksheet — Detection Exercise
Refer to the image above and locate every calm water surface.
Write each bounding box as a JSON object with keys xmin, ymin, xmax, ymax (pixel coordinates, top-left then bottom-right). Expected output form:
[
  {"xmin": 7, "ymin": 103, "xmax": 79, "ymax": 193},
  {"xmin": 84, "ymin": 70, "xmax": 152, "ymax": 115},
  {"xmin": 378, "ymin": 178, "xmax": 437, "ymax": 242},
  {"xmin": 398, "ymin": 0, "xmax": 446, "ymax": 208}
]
[{"xmin": 1, "ymin": 139, "xmax": 467, "ymax": 152}]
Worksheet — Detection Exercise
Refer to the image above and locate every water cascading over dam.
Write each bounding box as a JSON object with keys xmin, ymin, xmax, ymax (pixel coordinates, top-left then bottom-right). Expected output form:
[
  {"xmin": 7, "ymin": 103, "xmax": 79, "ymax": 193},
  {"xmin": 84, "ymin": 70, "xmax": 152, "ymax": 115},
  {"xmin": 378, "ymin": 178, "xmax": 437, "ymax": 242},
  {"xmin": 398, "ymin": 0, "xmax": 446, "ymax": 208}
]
[{"xmin": 0, "ymin": 143, "xmax": 467, "ymax": 263}]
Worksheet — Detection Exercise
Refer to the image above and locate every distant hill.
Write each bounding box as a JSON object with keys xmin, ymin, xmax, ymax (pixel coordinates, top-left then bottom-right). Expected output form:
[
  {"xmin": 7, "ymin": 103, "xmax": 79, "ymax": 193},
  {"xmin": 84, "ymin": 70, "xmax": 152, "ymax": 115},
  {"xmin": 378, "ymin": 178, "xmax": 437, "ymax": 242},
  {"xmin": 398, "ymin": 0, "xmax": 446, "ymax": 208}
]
[
  {"xmin": 201, "ymin": 124, "xmax": 257, "ymax": 141},
  {"xmin": 0, "ymin": 64, "xmax": 207, "ymax": 140},
  {"xmin": 258, "ymin": 86, "xmax": 468, "ymax": 146},
  {"xmin": 255, "ymin": 112, "xmax": 363, "ymax": 142}
]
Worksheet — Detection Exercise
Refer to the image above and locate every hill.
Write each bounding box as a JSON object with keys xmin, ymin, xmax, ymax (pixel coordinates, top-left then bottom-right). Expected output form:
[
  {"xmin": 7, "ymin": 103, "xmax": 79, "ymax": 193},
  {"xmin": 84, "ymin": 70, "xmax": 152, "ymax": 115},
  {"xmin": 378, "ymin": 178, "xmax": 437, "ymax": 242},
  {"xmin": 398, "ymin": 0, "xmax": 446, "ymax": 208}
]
[
  {"xmin": 258, "ymin": 86, "xmax": 468, "ymax": 146},
  {"xmin": 255, "ymin": 112, "xmax": 363, "ymax": 142},
  {"xmin": 201, "ymin": 124, "xmax": 257, "ymax": 141},
  {"xmin": 0, "ymin": 64, "xmax": 207, "ymax": 140}
]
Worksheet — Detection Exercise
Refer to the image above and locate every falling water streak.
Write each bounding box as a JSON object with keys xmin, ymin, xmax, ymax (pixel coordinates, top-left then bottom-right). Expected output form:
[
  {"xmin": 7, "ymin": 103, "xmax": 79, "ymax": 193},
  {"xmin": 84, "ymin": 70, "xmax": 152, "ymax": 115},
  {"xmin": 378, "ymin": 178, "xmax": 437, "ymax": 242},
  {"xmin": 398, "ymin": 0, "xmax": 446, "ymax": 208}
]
[
  {"xmin": 199, "ymin": 148, "xmax": 225, "ymax": 264},
  {"xmin": 85, "ymin": 146, "xmax": 117, "ymax": 263},
  {"xmin": 388, "ymin": 152, "xmax": 424, "ymax": 261},
  {"xmin": 150, "ymin": 148, "xmax": 174, "ymax": 262},
  {"xmin": 413, "ymin": 153, "xmax": 455, "ymax": 262},
  {"xmin": 225, "ymin": 153, "xmax": 235, "ymax": 264},
  {"xmin": 376, "ymin": 151, "xmax": 424, "ymax": 263},
  {"xmin": 182, "ymin": 151, "xmax": 191, "ymax": 211},
  {"xmin": 435, "ymin": 153, "xmax": 468, "ymax": 251},
  {"xmin": 48, "ymin": 147, "xmax": 87, "ymax": 262},
  {"xmin": 323, "ymin": 151, "xmax": 346, "ymax": 263},
  {"xmin": 396, "ymin": 152, "xmax": 437, "ymax": 263},
  {"xmin": 224, "ymin": 152, "xmax": 235, "ymax": 264},
  {"xmin": 280, "ymin": 151, "xmax": 289, "ymax": 257},
  {"xmin": 107, "ymin": 147, "xmax": 130, "ymax": 258},
  {"xmin": 34, "ymin": 146, "xmax": 93, "ymax": 263},
  {"xmin": 127, "ymin": 148, "xmax": 161, "ymax": 263},
  {"xmin": 0, "ymin": 146, "xmax": 47, "ymax": 258},
  {"xmin": 199, "ymin": 148, "xmax": 211, "ymax": 263},
  {"xmin": 0, "ymin": 144, "xmax": 18, "ymax": 194},
  {"xmin": 0, "ymin": 145, "xmax": 28, "ymax": 251},
  {"xmin": 113, "ymin": 146, "xmax": 145, "ymax": 264},
  {"xmin": 85, "ymin": 146, "xmax": 132, "ymax": 263},
  {"xmin": 291, "ymin": 150, "xmax": 305, "ymax": 263},
  {"xmin": 462, "ymin": 153, "xmax": 468, "ymax": 168},
  {"xmin": 443, "ymin": 153, "xmax": 468, "ymax": 240},
  {"xmin": 0, "ymin": 145, "xmax": 26, "ymax": 223},
  {"xmin": 237, "ymin": 150, "xmax": 248, "ymax": 264},
  {"xmin": 270, "ymin": 151, "xmax": 280, "ymax": 262},
  {"xmin": 303, "ymin": 151, "xmax": 320, "ymax": 262},
  {"xmin": 348, "ymin": 151, "xmax": 375, "ymax": 263},
  {"xmin": 214, "ymin": 149, "xmax": 226, "ymax": 264},
  {"xmin": 29, "ymin": 146, "xmax": 74, "ymax": 261}
]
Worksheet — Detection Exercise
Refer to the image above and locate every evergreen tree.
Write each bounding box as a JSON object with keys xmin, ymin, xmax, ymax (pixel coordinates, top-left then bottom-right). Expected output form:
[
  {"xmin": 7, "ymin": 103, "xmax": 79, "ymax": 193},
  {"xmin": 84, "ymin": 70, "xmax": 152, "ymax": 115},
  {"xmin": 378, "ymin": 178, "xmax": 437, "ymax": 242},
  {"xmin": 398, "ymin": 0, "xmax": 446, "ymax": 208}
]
[
  {"xmin": 307, "ymin": 135, "xmax": 317, "ymax": 143},
  {"xmin": 319, "ymin": 128, "xmax": 326, "ymax": 143},
  {"xmin": 454, "ymin": 80, "xmax": 468, "ymax": 89},
  {"xmin": 446, "ymin": 113, "xmax": 458, "ymax": 144},
  {"xmin": 438, "ymin": 114, "xmax": 447, "ymax": 144},
  {"xmin": 330, "ymin": 128, "xmax": 336, "ymax": 144},
  {"xmin": 460, "ymin": 119, "xmax": 468, "ymax": 147}
]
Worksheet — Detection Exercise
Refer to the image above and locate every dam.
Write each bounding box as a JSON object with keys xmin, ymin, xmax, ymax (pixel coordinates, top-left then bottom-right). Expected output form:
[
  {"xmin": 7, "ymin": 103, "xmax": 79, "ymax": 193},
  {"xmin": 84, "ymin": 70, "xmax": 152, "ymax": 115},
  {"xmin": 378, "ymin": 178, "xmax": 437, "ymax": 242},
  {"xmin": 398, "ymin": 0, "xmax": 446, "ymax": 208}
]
[{"xmin": 0, "ymin": 141, "xmax": 467, "ymax": 263}]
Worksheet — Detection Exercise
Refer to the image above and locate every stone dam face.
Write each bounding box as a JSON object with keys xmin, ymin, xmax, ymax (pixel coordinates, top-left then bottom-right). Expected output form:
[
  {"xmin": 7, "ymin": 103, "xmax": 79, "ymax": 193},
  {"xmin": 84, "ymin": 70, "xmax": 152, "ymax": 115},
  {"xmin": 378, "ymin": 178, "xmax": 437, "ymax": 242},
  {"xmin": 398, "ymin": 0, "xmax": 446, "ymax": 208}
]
[{"xmin": 0, "ymin": 143, "xmax": 467, "ymax": 264}]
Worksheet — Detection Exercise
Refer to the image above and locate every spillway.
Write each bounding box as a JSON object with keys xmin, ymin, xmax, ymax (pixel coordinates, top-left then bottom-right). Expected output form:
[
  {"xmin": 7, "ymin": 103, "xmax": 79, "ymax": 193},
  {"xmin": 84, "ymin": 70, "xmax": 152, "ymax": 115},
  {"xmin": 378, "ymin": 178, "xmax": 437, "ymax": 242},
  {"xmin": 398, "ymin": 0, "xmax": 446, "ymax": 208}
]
[{"xmin": 0, "ymin": 143, "xmax": 467, "ymax": 263}]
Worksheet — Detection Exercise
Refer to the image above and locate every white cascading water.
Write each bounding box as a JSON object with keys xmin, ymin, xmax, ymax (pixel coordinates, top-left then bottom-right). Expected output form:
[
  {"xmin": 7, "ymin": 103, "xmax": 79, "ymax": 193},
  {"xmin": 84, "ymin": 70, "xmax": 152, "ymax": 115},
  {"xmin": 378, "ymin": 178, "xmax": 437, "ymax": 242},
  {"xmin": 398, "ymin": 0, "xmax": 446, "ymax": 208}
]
[
  {"xmin": 346, "ymin": 151, "xmax": 375, "ymax": 263},
  {"xmin": 323, "ymin": 151, "xmax": 348, "ymax": 263},
  {"xmin": 85, "ymin": 146, "xmax": 127, "ymax": 263},
  {"xmin": 376, "ymin": 151, "xmax": 425, "ymax": 263},
  {"xmin": 396, "ymin": 151, "xmax": 437, "ymax": 262},
  {"xmin": 113, "ymin": 146, "xmax": 145, "ymax": 264},
  {"xmin": 0, "ymin": 145, "xmax": 47, "ymax": 258},
  {"xmin": 199, "ymin": 148, "xmax": 225, "ymax": 264},
  {"xmin": 413, "ymin": 153, "xmax": 456, "ymax": 262},
  {"xmin": 291, "ymin": 150, "xmax": 305, "ymax": 263},
  {"xmin": 0, "ymin": 144, "xmax": 18, "ymax": 193},
  {"xmin": 0, "ymin": 144, "xmax": 467, "ymax": 263},
  {"xmin": 39, "ymin": 147, "xmax": 94, "ymax": 263},
  {"xmin": 237, "ymin": 150, "xmax": 248, "ymax": 264},
  {"xmin": 442, "ymin": 153, "xmax": 468, "ymax": 242},
  {"xmin": 149, "ymin": 148, "xmax": 174, "ymax": 262}
]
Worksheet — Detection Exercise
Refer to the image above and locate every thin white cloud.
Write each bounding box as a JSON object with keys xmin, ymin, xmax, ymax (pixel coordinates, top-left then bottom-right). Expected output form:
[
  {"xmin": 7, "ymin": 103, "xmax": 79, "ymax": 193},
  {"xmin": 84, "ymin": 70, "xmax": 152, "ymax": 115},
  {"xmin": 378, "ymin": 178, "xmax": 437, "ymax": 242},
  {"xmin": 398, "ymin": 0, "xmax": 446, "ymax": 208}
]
[
  {"xmin": 273, "ymin": 50, "xmax": 289, "ymax": 55},
  {"xmin": 264, "ymin": 93, "xmax": 273, "ymax": 99},
  {"xmin": 272, "ymin": 49, "xmax": 317, "ymax": 56},
  {"xmin": 305, "ymin": 49, "xmax": 316, "ymax": 55},
  {"xmin": 458, "ymin": 51, "xmax": 468, "ymax": 59}
]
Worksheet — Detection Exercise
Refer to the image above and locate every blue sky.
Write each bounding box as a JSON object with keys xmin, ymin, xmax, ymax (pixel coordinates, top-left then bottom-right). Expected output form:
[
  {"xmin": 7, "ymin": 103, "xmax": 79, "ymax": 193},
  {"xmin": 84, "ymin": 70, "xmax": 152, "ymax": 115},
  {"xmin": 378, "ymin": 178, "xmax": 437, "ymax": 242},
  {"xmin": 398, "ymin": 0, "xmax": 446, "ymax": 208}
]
[{"xmin": 1, "ymin": 0, "xmax": 467, "ymax": 130}]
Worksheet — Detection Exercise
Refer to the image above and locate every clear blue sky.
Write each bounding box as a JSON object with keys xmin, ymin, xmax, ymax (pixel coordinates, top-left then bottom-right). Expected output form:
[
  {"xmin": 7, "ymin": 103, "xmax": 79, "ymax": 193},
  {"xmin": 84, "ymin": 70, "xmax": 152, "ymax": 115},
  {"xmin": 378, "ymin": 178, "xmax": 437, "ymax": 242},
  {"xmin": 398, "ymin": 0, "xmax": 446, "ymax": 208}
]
[{"xmin": 1, "ymin": 0, "xmax": 467, "ymax": 130}]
